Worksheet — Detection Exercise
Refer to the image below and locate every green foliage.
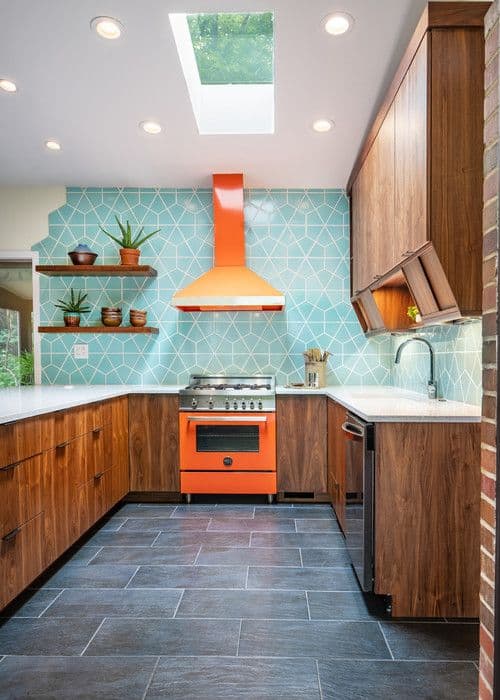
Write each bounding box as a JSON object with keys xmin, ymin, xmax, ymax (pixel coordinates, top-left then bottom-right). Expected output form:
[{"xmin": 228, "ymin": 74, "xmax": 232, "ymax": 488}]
[
  {"xmin": 187, "ymin": 12, "xmax": 273, "ymax": 85},
  {"xmin": 100, "ymin": 216, "xmax": 161, "ymax": 250},
  {"xmin": 407, "ymin": 305, "xmax": 420, "ymax": 322},
  {"xmin": 54, "ymin": 289, "xmax": 91, "ymax": 314}
]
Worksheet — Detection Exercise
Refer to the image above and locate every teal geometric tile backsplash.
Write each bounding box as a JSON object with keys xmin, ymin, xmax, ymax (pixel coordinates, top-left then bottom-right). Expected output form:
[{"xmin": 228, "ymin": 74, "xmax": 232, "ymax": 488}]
[{"xmin": 33, "ymin": 186, "xmax": 481, "ymax": 403}]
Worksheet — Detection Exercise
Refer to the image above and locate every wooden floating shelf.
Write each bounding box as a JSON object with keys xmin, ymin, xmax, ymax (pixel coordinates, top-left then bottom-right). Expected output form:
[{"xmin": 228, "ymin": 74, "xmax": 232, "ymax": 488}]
[
  {"xmin": 36, "ymin": 265, "xmax": 157, "ymax": 277},
  {"xmin": 38, "ymin": 326, "xmax": 159, "ymax": 334}
]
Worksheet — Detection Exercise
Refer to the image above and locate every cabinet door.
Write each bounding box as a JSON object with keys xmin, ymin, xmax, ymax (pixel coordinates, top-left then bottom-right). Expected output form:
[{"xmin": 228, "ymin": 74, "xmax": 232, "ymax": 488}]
[
  {"xmin": 327, "ymin": 400, "xmax": 346, "ymax": 531},
  {"xmin": 351, "ymin": 162, "xmax": 371, "ymax": 294},
  {"xmin": 129, "ymin": 395, "xmax": 179, "ymax": 492},
  {"xmin": 277, "ymin": 396, "xmax": 327, "ymax": 498},
  {"xmin": 395, "ymin": 36, "xmax": 428, "ymax": 259},
  {"xmin": 0, "ymin": 454, "xmax": 43, "ymax": 539},
  {"xmin": 0, "ymin": 512, "xmax": 45, "ymax": 610}
]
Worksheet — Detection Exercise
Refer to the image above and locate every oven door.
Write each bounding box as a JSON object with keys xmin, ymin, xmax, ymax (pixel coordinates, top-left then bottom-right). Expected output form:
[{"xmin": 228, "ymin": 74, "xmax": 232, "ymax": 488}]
[{"xmin": 179, "ymin": 412, "xmax": 276, "ymax": 471}]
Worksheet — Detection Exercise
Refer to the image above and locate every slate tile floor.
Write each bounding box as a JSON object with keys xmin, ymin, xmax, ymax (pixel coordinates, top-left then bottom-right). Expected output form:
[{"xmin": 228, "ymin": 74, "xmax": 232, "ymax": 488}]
[{"xmin": 0, "ymin": 501, "xmax": 479, "ymax": 699}]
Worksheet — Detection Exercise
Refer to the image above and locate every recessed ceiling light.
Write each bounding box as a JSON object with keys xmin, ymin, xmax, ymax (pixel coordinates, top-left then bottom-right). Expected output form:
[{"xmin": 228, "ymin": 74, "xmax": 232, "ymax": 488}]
[
  {"xmin": 312, "ymin": 119, "xmax": 334, "ymax": 133},
  {"xmin": 90, "ymin": 16, "xmax": 124, "ymax": 40},
  {"xmin": 0, "ymin": 79, "xmax": 17, "ymax": 93},
  {"xmin": 324, "ymin": 12, "xmax": 354, "ymax": 36},
  {"xmin": 45, "ymin": 140, "xmax": 61, "ymax": 151},
  {"xmin": 140, "ymin": 120, "xmax": 162, "ymax": 134}
]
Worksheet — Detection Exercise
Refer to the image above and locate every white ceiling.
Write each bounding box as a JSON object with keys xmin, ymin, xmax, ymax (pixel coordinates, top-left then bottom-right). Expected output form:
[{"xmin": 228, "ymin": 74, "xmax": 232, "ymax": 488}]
[{"xmin": 0, "ymin": 0, "xmax": 427, "ymax": 188}]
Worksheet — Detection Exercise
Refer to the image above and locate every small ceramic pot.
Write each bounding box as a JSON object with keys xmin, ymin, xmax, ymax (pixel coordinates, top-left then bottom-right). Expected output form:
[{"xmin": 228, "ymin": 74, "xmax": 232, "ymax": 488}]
[
  {"xmin": 64, "ymin": 312, "xmax": 81, "ymax": 327},
  {"xmin": 130, "ymin": 309, "xmax": 147, "ymax": 327},
  {"xmin": 101, "ymin": 307, "xmax": 122, "ymax": 327},
  {"xmin": 119, "ymin": 248, "xmax": 140, "ymax": 265},
  {"xmin": 68, "ymin": 244, "xmax": 98, "ymax": 265}
]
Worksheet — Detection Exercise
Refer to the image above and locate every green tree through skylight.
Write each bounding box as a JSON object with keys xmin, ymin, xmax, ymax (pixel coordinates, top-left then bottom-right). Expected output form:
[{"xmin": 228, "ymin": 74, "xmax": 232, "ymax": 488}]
[{"xmin": 187, "ymin": 12, "xmax": 273, "ymax": 85}]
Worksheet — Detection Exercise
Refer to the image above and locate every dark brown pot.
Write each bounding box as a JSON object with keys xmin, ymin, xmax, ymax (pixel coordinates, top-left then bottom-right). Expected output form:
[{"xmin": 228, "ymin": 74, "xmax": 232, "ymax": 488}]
[
  {"xmin": 119, "ymin": 248, "xmax": 141, "ymax": 265},
  {"xmin": 68, "ymin": 252, "xmax": 98, "ymax": 265},
  {"xmin": 64, "ymin": 313, "xmax": 81, "ymax": 327}
]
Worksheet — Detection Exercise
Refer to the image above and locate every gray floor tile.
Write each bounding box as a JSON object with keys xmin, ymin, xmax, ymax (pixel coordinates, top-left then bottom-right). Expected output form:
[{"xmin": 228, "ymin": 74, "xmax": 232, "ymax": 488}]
[
  {"xmin": 91, "ymin": 545, "xmax": 200, "ymax": 566},
  {"xmin": 42, "ymin": 588, "xmax": 183, "ymax": 618},
  {"xmin": 197, "ymin": 546, "xmax": 301, "ymax": 566},
  {"xmin": 247, "ymin": 566, "xmax": 360, "ymax": 591},
  {"xmin": 86, "ymin": 531, "xmax": 158, "ymax": 547},
  {"xmin": 86, "ymin": 618, "xmax": 240, "ymax": 656},
  {"xmin": 0, "ymin": 655, "xmax": 158, "ymax": 699},
  {"xmin": 318, "ymin": 659, "xmax": 478, "ymax": 699},
  {"xmin": 308, "ymin": 591, "xmax": 387, "ymax": 620},
  {"xmin": 129, "ymin": 565, "xmax": 247, "ymax": 589},
  {"xmin": 100, "ymin": 517, "xmax": 128, "ymax": 532},
  {"xmin": 65, "ymin": 545, "xmax": 102, "ymax": 565},
  {"xmin": 153, "ymin": 531, "xmax": 251, "ymax": 547},
  {"xmin": 295, "ymin": 519, "xmax": 341, "ymax": 533},
  {"xmin": 173, "ymin": 506, "xmax": 256, "ymax": 519},
  {"xmin": 41, "ymin": 564, "xmax": 137, "ymax": 589},
  {"xmin": 0, "ymin": 618, "xmax": 102, "ymax": 655},
  {"xmin": 239, "ymin": 620, "xmax": 391, "ymax": 659},
  {"xmin": 120, "ymin": 518, "xmax": 211, "ymax": 532},
  {"xmin": 116, "ymin": 504, "xmax": 177, "ymax": 517},
  {"xmin": 251, "ymin": 532, "xmax": 345, "ymax": 548},
  {"xmin": 208, "ymin": 518, "xmax": 296, "ymax": 532},
  {"xmin": 255, "ymin": 506, "xmax": 334, "ymax": 520},
  {"xmin": 145, "ymin": 657, "xmax": 320, "ymax": 699},
  {"xmin": 9, "ymin": 589, "xmax": 63, "ymax": 618},
  {"xmin": 380, "ymin": 622, "xmax": 479, "ymax": 661},
  {"xmin": 301, "ymin": 548, "xmax": 351, "ymax": 567},
  {"xmin": 176, "ymin": 589, "xmax": 309, "ymax": 619}
]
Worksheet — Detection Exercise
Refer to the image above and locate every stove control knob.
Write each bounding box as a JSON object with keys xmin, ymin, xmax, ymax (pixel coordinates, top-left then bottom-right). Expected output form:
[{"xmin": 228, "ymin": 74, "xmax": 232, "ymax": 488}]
[
  {"xmin": 208, "ymin": 399, "xmax": 214, "ymax": 410},
  {"xmin": 225, "ymin": 400, "xmax": 230, "ymax": 410},
  {"xmin": 258, "ymin": 401, "xmax": 263, "ymax": 410},
  {"xmin": 233, "ymin": 401, "xmax": 238, "ymax": 410},
  {"xmin": 191, "ymin": 398, "xmax": 198, "ymax": 409},
  {"xmin": 241, "ymin": 401, "xmax": 246, "ymax": 410},
  {"xmin": 249, "ymin": 401, "xmax": 255, "ymax": 410}
]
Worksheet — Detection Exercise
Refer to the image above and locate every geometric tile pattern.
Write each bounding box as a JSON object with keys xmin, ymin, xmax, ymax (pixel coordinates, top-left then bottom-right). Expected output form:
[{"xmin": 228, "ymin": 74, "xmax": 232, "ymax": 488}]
[
  {"xmin": 391, "ymin": 322, "xmax": 482, "ymax": 404},
  {"xmin": 33, "ymin": 187, "xmax": 392, "ymax": 386}
]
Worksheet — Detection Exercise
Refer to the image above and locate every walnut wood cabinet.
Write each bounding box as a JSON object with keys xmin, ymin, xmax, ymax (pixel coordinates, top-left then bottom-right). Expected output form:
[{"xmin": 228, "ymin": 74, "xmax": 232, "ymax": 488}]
[
  {"xmin": 0, "ymin": 396, "xmax": 130, "ymax": 611},
  {"xmin": 129, "ymin": 395, "xmax": 180, "ymax": 494},
  {"xmin": 277, "ymin": 396, "xmax": 328, "ymax": 501},
  {"xmin": 349, "ymin": 2, "xmax": 488, "ymax": 329},
  {"xmin": 327, "ymin": 399, "xmax": 346, "ymax": 531}
]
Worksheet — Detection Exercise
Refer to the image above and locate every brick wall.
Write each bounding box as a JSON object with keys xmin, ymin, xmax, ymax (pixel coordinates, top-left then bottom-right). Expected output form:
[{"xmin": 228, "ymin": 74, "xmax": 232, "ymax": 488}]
[{"xmin": 481, "ymin": 4, "xmax": 499, "ymax": 698}]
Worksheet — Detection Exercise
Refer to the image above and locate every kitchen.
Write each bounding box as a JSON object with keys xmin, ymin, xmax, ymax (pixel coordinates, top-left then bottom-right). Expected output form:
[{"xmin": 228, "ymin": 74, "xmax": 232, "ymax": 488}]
[{"xmin": 0, "ymin": 1, "xmax": 497, "ymax": 698}]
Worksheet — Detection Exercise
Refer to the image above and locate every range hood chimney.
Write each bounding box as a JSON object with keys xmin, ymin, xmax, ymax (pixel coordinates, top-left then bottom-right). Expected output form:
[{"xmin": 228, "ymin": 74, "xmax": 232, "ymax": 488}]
[{"xmin": 172, "ymin": 174, "xmax": 285, "ymax": 312}]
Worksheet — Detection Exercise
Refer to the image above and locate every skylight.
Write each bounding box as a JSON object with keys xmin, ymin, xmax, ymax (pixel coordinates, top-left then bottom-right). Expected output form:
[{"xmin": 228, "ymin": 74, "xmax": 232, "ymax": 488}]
[{"xmin": 169, "ymin": 12, "xmax": 275, "ymax": 135}]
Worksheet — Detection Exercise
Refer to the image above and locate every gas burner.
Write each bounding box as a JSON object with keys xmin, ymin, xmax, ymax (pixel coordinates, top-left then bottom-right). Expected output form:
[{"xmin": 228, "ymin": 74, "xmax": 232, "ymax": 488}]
[{"xmin": 180, "ymin": 375, "xmax": 276, "ymax": 412}]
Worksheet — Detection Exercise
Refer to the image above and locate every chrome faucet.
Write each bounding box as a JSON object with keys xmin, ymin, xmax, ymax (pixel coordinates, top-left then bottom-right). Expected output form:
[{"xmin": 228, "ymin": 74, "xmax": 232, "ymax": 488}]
[{"xmin": 394, "ymin": 337, "xmax": 437, "ymax": 399}]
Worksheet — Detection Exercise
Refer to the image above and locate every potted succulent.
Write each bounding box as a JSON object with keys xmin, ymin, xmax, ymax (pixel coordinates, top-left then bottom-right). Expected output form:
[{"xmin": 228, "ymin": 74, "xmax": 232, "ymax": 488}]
[
  {"xmin": 54, "ymin": 289, "xmax": 91, "ymax": 327},
  {"xmin": 407, "ymin": 304, "xmax": 422, "ymax": 324},
  {"xmin": 99, "ymin": 216, "xmax": 161, "ymax": 265}
]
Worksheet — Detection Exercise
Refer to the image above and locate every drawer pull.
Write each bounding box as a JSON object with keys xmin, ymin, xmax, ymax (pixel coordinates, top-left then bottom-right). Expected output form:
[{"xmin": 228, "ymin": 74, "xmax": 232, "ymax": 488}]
[
  {"xmin": 94, "ymin": 471, "xmax": 104, "ymax": 480},
  {"xmin": 0, "ymin": 461, "xmax": 20, "ymax": 473},
  {"xmin": 402, "ymin": 250, "xmax": 414, "ymax": 256},
  {"xmin": 92, "ymin": 427, "xmax": 103, "ymax": 435},
  {"xmin": 3, "ymin": 526, "xmax": 21, "ymax": 542},
  {"xmin": 56, "ymin": 441, "xmax": 70, "ymax": 450}
]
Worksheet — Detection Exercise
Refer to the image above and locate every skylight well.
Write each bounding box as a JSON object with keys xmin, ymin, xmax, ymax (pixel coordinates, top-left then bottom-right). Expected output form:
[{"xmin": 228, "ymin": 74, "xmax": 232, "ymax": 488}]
[{"xmin": 169, "ymin": 11, "xmax": 274, "ymax": 135}]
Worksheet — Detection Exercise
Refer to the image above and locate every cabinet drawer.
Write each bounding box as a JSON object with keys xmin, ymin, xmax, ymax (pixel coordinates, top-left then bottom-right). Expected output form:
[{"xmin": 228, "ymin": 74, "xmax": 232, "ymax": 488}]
[
  {"xmin": 0, "ymin": 454, "xmax": 43, "ymax": 539},
  {"xmin": 47, "ymin": 403, "xmax": 107, "ymax": 449},
  {"xmin": 0, "ymin": 512, "xmax": 45, "ymax": 610},
  {"xmin": 85, "ymin": 426, "xmax": 112, "ymax": 480},
  {"xmin": 75, "ymin": 469, "xmax": 111, "ymax": 534},
  {"xmin": 0, "ymin": 417, "xmax": 42, "ymax": 469}
]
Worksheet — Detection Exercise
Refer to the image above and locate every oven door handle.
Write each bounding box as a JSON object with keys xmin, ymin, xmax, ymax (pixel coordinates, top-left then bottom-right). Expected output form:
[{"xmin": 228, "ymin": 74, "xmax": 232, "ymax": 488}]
[
  {"xmin": 187, "ymin": 415, "xmax": 268, "ymax": 423},
  {"xmin": 342, "ymin": 422, "xmax": 364, "ymax": 440}
]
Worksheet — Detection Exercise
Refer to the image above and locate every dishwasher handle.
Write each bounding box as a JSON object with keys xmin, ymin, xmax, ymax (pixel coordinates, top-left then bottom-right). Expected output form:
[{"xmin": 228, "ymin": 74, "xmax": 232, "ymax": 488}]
[{"xmin": 342, "ymin": 421, "xmax": 364, "ymax": 440}]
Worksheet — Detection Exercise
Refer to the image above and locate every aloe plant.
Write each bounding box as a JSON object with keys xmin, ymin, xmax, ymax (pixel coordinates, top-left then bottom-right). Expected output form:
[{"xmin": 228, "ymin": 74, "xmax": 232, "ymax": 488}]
[
  {"xmin": 54, "ymin": 289, "xmax": 91, "ymax": 314},
  {"xmin": 100, "ymin": 216, "xmax": 161, "ymax": 249}
]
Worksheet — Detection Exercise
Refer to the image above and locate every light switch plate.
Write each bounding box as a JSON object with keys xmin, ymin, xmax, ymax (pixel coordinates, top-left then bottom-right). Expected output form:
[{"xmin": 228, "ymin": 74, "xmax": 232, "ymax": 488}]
[{"xmin": 73, "ymin": 344, "xmax": 89, "ymax": 359}]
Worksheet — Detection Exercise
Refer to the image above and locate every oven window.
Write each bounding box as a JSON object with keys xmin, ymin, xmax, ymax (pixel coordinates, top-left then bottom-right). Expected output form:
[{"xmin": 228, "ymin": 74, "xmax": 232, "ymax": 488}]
[{"xmin": 196, "ymin": 425, "xmax": 259, "ymax": 452}]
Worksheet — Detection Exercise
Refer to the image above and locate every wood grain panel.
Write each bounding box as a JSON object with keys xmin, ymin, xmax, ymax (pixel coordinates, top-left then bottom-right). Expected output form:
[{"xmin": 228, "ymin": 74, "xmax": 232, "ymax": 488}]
[
  {"xmin": 327, "ymin": 400, "xmax": 346, "ymax": 531},
  {"xmin": 129, "ymin": 395, "xmax": 179, "ymax": 492},
  {"xmin": 429, "ymin": 27, "xmax": 484, "ymax": 315},
  {"xmin": 277, "ymin": 396, "xmax": 327, "ymax": 498},
  {"xmin": 0, "ymin": 512, "xmax": 45, "ymax": 610},
  {"xmin": 0, "ymin": 417, "xmax": 41, "ymax": 469},
  {"xmin": 374, "ymin": 421, "xmax": 480, "ymax": 618},
  {"xmin": 0, "ymin": 454, "xmax": 43, "ymax": 539},
  {"xmin": 402, "ymin": 257, "xmax": 439, "ymax": 317}
]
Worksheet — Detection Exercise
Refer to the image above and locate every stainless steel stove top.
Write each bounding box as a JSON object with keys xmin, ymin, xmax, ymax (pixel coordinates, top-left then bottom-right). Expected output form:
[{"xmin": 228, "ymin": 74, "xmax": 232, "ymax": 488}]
[{"xmin": 179, "ymin": 375, "xmax": 276, "ymax": 412}]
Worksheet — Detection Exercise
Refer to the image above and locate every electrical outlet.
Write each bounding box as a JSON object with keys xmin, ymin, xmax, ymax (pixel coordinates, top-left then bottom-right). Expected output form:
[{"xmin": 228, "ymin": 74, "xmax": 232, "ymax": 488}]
[{"xmin": 72, "ymin": 344, "xmax": 88, "ymax": 359}]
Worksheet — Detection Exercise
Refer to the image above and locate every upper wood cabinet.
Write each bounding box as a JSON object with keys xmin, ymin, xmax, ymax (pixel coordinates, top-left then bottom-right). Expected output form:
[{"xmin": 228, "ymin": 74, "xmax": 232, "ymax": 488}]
[{"xmin": 349, "ymin": 2, "xmax": 488, "ymax": 326}]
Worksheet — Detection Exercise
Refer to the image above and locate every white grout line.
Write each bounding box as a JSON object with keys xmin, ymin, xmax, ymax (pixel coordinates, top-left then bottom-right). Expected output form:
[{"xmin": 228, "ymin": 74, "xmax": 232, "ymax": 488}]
[
  {"xmin": 141, "ymin": 655, "xmax": 161, "ymax": 700},
  {"xmin": 79, "ymin": 617, "xmax": 107, "ymax": 657},
  {"xmin": 85, "ymin": 547, "xmax": 104, "ymax": 565},
  {"xmin": 37, "ymin": 589, "xmax": 65, "ymax": 618},
  {"xmin": 299, "ymin": 548, "xmax": 304, "ymax": 568},
  {"xmin": 245, "ymin": 566, "xmax": 250, "ymax": 590},
  {"xmin": 193, "ymin": 545, "xmax": 203, "ymax": 565},
  {"xmin": 124, "ymin": 566, "xmax": 141, "ymax": 589},
  {"xmin": 149, "ymin": 532, "xmax": 162, "ymax": 547},
  {"xmin": 236, "ymin": 619, "xmax": 243, "ymax": 657},
  {"xmin": 305, "ymin": 591, "xmax": 312, "ymax": 621},
  {"xmin": 378, "ymin": 621, "xmax": 395, "ymax": 660},
  {"xmin": 316, "ymin": 659, "xmax": 324, "ymax": 700},
  {"xmin": 114, "ymin": 518, "xmax": 128, "ymax": 532},
  {"xmin": 172, "ymin": 590, "xmax": 185, "ymax": 619}
]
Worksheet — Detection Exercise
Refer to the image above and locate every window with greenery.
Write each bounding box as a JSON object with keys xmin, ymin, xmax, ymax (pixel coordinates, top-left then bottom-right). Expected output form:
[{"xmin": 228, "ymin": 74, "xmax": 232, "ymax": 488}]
[
  {"xmin": 186, "ymin": 12, "xmax": 273, "ymax": 85},
  {"xmin": 0, "ymin": 308, "xmax": 33, "ymax": 387}
]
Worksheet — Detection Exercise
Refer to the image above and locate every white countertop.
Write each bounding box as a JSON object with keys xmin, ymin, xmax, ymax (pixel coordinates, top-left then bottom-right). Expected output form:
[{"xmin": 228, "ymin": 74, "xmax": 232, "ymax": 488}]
[{"xmin": 0, "ymin": 384, "xmax": 480, "ymax": 424}]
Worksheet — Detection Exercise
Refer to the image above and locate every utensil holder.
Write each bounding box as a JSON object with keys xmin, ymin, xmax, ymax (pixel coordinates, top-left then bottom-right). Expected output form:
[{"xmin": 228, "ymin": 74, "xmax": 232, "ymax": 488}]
[{"xmin": 304, "ymin": 361, "xmax": 327, "ymax": 388}]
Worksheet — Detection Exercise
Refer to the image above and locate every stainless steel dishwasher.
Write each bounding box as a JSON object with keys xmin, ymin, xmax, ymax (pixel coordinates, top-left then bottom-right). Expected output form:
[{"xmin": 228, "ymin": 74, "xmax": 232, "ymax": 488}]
[{"xmin": 342, "ymin": 413, "xmax": 375, "ymax": 592}]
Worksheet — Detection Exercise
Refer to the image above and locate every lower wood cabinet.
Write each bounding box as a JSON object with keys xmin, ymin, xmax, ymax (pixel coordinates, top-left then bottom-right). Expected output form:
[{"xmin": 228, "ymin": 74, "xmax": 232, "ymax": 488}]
[
  {"xmin": 276, "ymin": 396, "xmax": 328, "ymax": 501},
  {"xmin": 0, "ymin": 512, "xmax": 45, "ymax": 610},
  {"xmin": 327, "ymin": 400, "xmax": 346, "ymax": 531},
  {"xmin": 129, "ymin": 395, "xmax": 179, "ymax": 494}
]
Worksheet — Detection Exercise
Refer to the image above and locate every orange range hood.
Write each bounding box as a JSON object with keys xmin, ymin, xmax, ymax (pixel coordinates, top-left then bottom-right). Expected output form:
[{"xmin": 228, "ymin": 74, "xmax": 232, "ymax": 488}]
[{"xmin": 172, "ymin": 174, "xmax": 285, "ymax": 312}]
